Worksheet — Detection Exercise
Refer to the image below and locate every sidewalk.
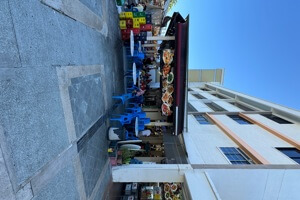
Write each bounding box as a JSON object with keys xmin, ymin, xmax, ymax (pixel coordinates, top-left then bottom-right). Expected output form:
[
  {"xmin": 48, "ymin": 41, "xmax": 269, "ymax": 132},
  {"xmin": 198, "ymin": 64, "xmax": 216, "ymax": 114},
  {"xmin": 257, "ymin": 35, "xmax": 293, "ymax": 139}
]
[{"xmin": 0, "ymin": 0, "xmax": 125, "ymax": 199}]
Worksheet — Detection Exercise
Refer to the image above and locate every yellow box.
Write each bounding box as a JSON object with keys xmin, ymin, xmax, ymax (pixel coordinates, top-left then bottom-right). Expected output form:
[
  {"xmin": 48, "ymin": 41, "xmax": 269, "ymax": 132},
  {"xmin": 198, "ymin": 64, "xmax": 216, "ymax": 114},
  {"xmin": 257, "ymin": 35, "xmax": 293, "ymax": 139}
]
[
  {"xmin": 133, "ymin": 18, "xmax": 139, "ymax": 23},
  {"xmin": 138, "ymin": 17, "xmax": 146, "ymax": 25},
  {"xmin": 119, "ymin": 20, "xmax": 126, "ymax": 29},
  {"xmin": 125, "ymin": 12, "xmax": 133, "ymax": 19},
  {"xmin": 119, "ymin": 12, "xmax": 126, "ymax": 19},
  {"xmin": 133, "ymin": 21, "xmax": 140, "ymax": 28}
]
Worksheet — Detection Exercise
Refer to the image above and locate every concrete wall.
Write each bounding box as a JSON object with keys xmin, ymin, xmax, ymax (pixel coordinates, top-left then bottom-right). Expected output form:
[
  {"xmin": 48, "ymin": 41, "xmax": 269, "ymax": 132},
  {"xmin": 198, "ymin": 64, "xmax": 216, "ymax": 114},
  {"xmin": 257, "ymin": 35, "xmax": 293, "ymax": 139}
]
[
  {"xmin": 204, "ymin": 169, "xmax": 300, "ymax": 200},
  {"xmin": 213, "ymin": 115, "xmax": 295, "ymax": 164},
  {"xmin": 184, "ymin": 115, "xmax": 235, "ymax": 164},
  {"xmin": 185, "ymin": 83, "xmax": 300, "ymax": 165}
]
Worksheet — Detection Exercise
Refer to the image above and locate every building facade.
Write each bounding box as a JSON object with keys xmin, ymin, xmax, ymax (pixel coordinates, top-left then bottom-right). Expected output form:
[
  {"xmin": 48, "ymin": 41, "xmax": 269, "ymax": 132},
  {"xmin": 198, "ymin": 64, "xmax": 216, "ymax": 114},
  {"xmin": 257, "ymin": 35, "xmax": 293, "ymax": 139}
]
[{"xmin": 113, "ymin": 81, "xmax": 300, "ymax": 200}]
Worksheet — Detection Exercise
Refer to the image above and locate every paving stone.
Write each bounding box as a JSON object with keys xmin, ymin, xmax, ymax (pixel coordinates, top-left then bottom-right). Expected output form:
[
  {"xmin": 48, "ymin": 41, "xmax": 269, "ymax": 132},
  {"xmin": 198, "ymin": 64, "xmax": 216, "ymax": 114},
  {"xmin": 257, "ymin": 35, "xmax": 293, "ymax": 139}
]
[
  {"xmin": 32, "ymin": 163, "xmax": 79, "ymax": 200},
  {"xmin": 8, "ymin": 0, "xmax": 106, "ymax": 67},
  {"xmin": 0, "ymin": 147, "xmax": 16, "ymax": 200},
  {"xmin": 1, "ymin": 0, "xmax": 124, "ymax": 198},
  {"xmin": 79, "ymin": 0, "xmax": 103, "ymax": 18},
  {"xmin": 0, "ymin": 0, "xmax": 21, "ymax": 68},
  {"xmin": 0, "ymin": 67, "xmax": 69, "ymax": 185},
  {"xmin": 69, "ymin": 73, "xmax": 104, "ymax": 137},
  {"xmin": 79, "ymin": 124, "xmax": 109, "ymax": 197}
]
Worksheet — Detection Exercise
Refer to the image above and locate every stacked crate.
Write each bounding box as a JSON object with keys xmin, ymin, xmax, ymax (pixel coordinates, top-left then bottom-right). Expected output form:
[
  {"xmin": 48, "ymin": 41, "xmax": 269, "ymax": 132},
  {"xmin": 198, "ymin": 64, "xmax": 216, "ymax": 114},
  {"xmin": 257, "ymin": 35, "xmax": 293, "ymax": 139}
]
[
  {"xmin": 120, "ymin": 11, "xmax": 152, "ymax": 41},
  {"xmin": 116, "ymin": 0, "xmax": 125, "ymax": 6}
]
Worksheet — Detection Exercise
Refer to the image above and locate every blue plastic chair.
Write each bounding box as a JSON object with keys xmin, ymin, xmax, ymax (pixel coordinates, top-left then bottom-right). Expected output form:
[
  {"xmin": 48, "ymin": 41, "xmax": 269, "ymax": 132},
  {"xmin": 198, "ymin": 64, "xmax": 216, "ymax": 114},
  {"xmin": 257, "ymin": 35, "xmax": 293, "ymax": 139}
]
[
  {"xmin": 128, "ymin": 103, "xmax": 140, "ymax": 108},
  {"xmin": 125, "ymin": 131, "xmax": 139, "ymax": 140},
  {"xmin": 128, "ymin": 123, "xmax": 145, "ymax": 131},
  {"xmin": 139, "ymin": 117, "xmax": 150, "ymax": 125},
  {"xmin": 124, "ymin": 8, "xmax": 138, "ymax": 12},
  {"xmin": 112, "ymin": 93, "xmax": 133, "ymax": 105},
  {"xmin": 129, "ymin": 96, "xmax": 144, "ymax": 104},
  {"xmin": 136, "ymin": 112, "xmax": 146, "ymax": 118},
  {"xmin": 133, "ymin": 51, "xmax": 145, "ymax": 60},
  {"xmin": 110, "ymin": 113, "xmax": 134, "ymax": 126},
  {"xmin": 138, "ymin": 124, "xmax": 145, "ymax": 131},
  {"xmin": 130, "ymin": 158, "xmax": 143, "ymax": 164},
  {"xmin": 126, "ymin": 107, "xmax": 142, "ymax": 114}
]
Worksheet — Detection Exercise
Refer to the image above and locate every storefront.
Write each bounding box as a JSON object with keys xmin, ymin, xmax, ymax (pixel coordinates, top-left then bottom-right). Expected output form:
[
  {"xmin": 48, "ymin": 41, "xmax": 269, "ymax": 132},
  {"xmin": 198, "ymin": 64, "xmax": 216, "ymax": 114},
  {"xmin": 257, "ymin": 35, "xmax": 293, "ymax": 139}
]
[{"xmin": 113, "ymin": 7, "xmax": 190, "ymax": 167}]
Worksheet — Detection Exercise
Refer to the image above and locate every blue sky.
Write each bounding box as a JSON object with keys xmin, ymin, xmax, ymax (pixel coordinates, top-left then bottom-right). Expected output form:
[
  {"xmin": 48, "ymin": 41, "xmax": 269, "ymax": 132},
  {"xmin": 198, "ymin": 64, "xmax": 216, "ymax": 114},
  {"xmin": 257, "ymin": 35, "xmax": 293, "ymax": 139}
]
[{"xmin": 169, "ymin": 0, "xmax": 300, "ymax": 110}]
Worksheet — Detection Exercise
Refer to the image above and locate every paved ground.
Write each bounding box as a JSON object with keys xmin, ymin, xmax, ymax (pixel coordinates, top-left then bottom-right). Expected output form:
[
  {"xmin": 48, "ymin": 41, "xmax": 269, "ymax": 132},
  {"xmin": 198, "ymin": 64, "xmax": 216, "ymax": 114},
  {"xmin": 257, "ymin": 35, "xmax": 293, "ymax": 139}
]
[{"xmin": 0, "ymin": 0, "xmax": 125, "ymax": 199}]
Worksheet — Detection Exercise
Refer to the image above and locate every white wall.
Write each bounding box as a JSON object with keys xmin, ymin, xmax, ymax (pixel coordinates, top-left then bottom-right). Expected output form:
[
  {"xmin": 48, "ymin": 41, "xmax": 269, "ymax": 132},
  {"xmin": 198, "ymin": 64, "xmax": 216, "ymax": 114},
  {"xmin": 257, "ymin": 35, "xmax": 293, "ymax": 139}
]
[
  {"xmin": 188, "ymin": 93, "xmax": 198, "ymax": 101},
  {"xmin": 248, "ymin": 114, "xmax": 300, "ymax": 142},
  {"xmin": 184, "ymin": 171, "xmax": 217, "ymax": 200},
  {"xmin": 185, "ymin": 113, "xmax": 298, "ymax": 164},
  {"xmin": 189, "ymin": 100, "xmax": 212, "ymax": 112},
  {"xmin": 184, "ymin": 115, "xmax": 236, "ymax": 164},
  {"xmin": 203, "ymin": 169, "xmax": 300, "ymax": 200},
  {"xmin": 213, "ymin": 115, "xmax": 296, "ymax": 164},
  {"xmin": 212, "ymin": 100, "xmax": 242, "ymax": 112},
  {"xmin": 186, "ymin": 83, "xmax": 300, "ymax": 164},
  {"xmin": 206, "ymin": 83, "xmax": 300, "ymax": 122}
]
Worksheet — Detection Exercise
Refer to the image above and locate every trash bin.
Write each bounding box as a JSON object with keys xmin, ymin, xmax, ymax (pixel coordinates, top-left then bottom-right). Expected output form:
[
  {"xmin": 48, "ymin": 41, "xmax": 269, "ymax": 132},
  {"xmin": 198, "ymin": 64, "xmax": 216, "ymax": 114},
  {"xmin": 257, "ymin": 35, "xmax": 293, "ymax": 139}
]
[{"xmin": 108, "ymin": 127, "xmax": 126, "ymax": 141}]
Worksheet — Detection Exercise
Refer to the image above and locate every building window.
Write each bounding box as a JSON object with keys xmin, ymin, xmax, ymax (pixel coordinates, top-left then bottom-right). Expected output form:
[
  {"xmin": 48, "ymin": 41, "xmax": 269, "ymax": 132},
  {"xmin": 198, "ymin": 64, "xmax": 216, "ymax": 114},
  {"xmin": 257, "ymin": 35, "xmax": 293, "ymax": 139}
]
[
  {"xmin": 220, "ymin": 147, "xmax": 253, "ymax": 164},
  {"xmin": 230, "ymin": 102, "xmax": 255, "ymax": 111},
  {"xmin": 193, "ymin": 114, "xmax": 212, "ymax": 124},
  {"xmin": 205, "ymin": 103, "xmax": 226, "ymax": 112},
  {"xmin": 228, "ymin": 115, "xmax": 252, "ymax": 124},
  {"xmin": 211, "ymin": 93, "xmax": 228, "ymax": 99},
  {"xmin": 276, "ymin": 148, "xmax": 300, "ymax": 164},
  {"xmin": 262, "ymin": 114, "xmax": 292, "ymax": 124},
  {"xmin": 199, "ymin": 87, "xmax": 210, "ymax": 91},
  {"xmin": 192, "ymin": 93, "xmax": 206, "ymax": 99},
  {"xmin": 187, "ymin": 103, "xmax": 197, "ymax": 112}
]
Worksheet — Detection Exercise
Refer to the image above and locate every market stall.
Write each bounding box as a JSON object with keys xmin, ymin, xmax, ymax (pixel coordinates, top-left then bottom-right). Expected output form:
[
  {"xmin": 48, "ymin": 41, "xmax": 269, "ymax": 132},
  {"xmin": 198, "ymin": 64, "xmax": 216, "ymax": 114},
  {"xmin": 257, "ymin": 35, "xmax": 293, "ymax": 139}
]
[
  {"xmin": 111, "ymin": 182, "xmax": 186, "ymax": 200},
  {"xmin": 113, "ymin": 0, "xmax": 189, "ymax": 167}
]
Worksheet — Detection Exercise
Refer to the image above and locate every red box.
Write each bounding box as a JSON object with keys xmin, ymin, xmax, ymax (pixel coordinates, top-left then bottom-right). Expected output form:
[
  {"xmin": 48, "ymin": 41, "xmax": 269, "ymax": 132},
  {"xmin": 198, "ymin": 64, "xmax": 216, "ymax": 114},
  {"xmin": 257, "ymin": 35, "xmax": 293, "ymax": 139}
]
[
  {"xmin": 130, "ymin": 28, "xmax": 140, "ymax": 35},
  {"xmin": 121, "ymin": 29, "xmax": 127, "ymax": 34},
  {"xmin": 126, "ymin": 19, "xmax": 133, "ymax": 28},
  {"xmin": 122, "ymin": 34, "xmax": 130, "ymax": 40},
  {"xmin": 140, "ymin": 24, "xmax": 152, "ymax": 32}
]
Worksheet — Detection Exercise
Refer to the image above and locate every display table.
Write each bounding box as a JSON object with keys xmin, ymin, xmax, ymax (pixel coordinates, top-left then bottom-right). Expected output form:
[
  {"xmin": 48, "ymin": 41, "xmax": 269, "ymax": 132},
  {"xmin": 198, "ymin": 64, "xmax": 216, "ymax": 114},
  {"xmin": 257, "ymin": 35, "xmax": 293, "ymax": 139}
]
[
  {"xmin": 135, "ymin": 117, "xmax": 139, "ymax": 137},
  {"xmin": 132, "ymin": 62, "xmax": 137, "ymax": 85},
  {"xmin": 130, "ymin": 30, "xmax": 134, "ymax": 56}
]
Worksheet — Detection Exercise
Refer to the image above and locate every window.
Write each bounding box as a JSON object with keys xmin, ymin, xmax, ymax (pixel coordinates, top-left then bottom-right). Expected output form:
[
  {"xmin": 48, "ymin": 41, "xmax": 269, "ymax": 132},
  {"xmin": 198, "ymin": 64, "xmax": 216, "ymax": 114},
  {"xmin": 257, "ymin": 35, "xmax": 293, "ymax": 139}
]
[
  {"xmin": 220, "ymin": 147, "xmax": 253, "ymax": 164},
  {"xmin": 276, "ymin": 148, "xmax": 300, "ymax": 164},
  {"xmin": 192, "ymin": 93, "xmax": 206, "ymax": 99},
  {"xmin": 205, "ymin": 103, "xmax": 226, "ymax": 112},
  {"xmin": 228, "ymin": 115, "xmax": 252, "ymax": 124},
  {"xmin": 230, "ymin": 102, "xmax": 255, "ymax": 111},
  {"xmin": 187, "ymin": 103, "xmax": 197, "ymax": 112},
  {"xmin": 193, "ymin": 114, "xmax": 212, "ymax": 124},
  {"xmin": 262, "ymin": 114, "xmax": 292, "ymax": 124},
  {"xmin": 199, "ymin": 87, "xmax": 210, "ymax": 91},
  {"xmin": 211, "ymin": 93, "xmax": 228, "ymax": 99}
]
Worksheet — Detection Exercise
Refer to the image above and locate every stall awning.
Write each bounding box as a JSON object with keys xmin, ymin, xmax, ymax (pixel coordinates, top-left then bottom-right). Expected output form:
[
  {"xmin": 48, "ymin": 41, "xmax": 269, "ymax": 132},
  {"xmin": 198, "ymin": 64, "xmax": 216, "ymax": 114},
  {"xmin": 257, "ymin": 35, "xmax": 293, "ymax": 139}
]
[
  {"xmin": 159, "ymin": 13, "xmax": 189, "ymax": 136},
  {"xmin": 173, "ymin": 14, "xmax": 189, "ymax": 135}
]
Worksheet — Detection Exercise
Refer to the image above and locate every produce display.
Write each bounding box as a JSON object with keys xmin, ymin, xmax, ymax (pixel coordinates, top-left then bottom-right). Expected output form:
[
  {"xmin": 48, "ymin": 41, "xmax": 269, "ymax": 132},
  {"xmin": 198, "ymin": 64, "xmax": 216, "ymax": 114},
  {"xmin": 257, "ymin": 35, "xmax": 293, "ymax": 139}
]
[
  {"xmin": 163, "ymin": 49, "xmax": 174, "ymax": 64},
  {"xmin": 141, "ymin": 186, "xmax": 154, "ymax": 199},
  {"xmin": 163, "ymin": 183, "xmax": 182, "ymax": 200},
  {"xmin": 153, "ymin": 186, "xmax": 162, "ymax": 200},
  {"xmin": 162, "ymin": 64, "xmax": 171, "ymax": 77},
  {"xmin": 167, "ymin": 72, "xmax": 174, "ymax": 84},
  {"xmin": 161, "ymin": 49, "xmax": 174, "ymax": 116},
  {"xmin": 161, "ymin": 103, "xmax": 172, "ymax": 116}
]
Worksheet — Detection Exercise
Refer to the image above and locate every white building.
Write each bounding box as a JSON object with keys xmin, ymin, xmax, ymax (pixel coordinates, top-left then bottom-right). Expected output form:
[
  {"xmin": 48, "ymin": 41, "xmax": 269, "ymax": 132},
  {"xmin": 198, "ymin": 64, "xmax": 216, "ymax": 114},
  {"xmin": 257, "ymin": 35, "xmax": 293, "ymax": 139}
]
[{"xmin": 113, "ymin": 80, "xmax": 300, "ymax": 200}]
